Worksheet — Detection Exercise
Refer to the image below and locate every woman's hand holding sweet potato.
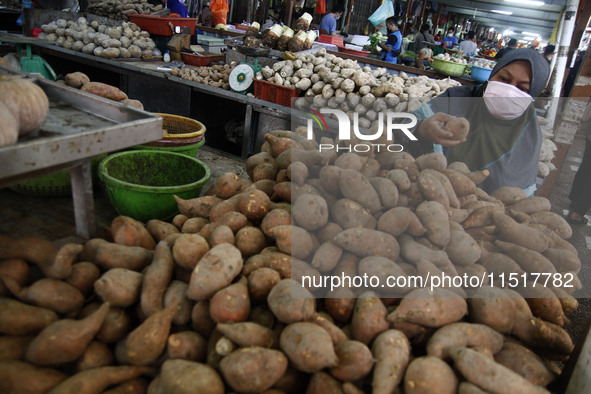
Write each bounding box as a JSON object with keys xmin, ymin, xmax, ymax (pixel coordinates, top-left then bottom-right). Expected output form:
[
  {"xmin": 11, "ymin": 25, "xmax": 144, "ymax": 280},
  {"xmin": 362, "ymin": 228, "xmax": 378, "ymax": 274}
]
[{"xmin": 417, "ymin": 112, "xmax": 465, "ymax": 146}]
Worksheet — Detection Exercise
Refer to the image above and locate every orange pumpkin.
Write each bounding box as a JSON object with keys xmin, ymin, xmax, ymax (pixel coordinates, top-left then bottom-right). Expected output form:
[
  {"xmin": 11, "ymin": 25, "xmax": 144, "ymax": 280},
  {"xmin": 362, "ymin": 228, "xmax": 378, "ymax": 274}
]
[
  {"xmin": 0, "ymin": 101, "xmax": 18, "ymax": 146},
  {"xmin": 0, "ymin": 76, "xmax": 49, "ymax": 135}
]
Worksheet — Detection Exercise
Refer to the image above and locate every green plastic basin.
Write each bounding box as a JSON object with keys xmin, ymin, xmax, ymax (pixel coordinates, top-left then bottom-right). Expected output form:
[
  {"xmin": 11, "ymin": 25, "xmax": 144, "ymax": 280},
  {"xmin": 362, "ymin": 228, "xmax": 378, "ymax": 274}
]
[{"xmin": 99, "ymin": 150, "xmax": 210, "ymax": 222}]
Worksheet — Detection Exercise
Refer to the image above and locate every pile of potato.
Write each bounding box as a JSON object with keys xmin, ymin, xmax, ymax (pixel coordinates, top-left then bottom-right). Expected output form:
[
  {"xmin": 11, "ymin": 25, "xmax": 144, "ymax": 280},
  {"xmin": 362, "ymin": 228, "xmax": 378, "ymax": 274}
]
[
  {"xmin": 37, "ymin": 17, "xmax": 159, "ymax": 59},
  {"xmin": 0, "ymin": 122, "xmax": 582, "ymax": 393},
  {"xmin": 87, "ymin": 0, "xmax": 164, "ymax": 21},
  {"xmin": 61, "ymin": 71, "xmax": 145, "ymax": 109},
  {"xmin": 170, "ymin": 63, "xmax": 235, "ymax": 90}
]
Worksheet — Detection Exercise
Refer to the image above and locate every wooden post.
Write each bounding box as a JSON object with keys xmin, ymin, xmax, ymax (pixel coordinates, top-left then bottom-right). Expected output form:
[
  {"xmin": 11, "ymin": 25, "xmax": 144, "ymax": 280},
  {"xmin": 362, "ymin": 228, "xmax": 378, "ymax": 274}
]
[
  {"xmin": 401, "ymin": 0, "xmax": 412, "ymax": 34},
  {"xmin": 344, "ymin": 0, "xmax": 354, "ymax": 34},
  {"xmin": 418, "ymin": 0, "xmax": 427, "ymax": 31},
  {"xmin": 286, "ymin": 0, "xmax": 294, "ymax": 27}
]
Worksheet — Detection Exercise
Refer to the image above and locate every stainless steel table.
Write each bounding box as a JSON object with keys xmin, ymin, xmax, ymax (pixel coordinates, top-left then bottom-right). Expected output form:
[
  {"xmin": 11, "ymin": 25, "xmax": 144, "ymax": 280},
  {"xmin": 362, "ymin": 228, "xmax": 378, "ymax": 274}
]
[{"xmin": 0, "ymin": 66, "xmax": 162, "ymax": 238}]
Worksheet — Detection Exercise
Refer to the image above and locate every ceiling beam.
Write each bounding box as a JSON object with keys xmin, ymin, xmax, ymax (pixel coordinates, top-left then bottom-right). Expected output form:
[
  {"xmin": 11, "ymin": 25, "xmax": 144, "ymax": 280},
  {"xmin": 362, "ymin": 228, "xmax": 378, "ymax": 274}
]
[{"xmin": 436, "ymin": 0, "xmax": 563, "ymax": 19}]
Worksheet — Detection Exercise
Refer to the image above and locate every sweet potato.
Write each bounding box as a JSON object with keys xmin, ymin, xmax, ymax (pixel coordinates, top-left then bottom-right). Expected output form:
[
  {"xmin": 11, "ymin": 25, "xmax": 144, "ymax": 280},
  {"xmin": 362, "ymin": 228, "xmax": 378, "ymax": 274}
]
[
  {"xmin": 333, "ymin": 228, "xmax": 399, "ymax": 260},
  {"xmin": 0, "ymin": 335, "xmax": 34, "ymax": 361},
  {"xmin": 65, "ymin": 262, "xmax": 100, "ymax": 296},
  {"xmin": 171, "ymin": 234, "xmax": 209, "ymax": 271},
  {"xmin": 287, "ymin": 161, "xmax": 309, "ymax": 185},
  {"xmin": 186, "ymin": 243, "xmax": 243, "ymax": 301},
  {"xmin": 494, "ymin": 342, "xmax": 556, "ymax": 386},
  {"xmin": 209, "ymin": 276, "xmax": 250, "ymax": 323},
  {"xmin": 372, "ymin": 329, "xmax": 411, "ymax": 394},
  {"xmin": 247, "ymin": 267, "xmax": 281, "ymax": 304},
  {"xmin": 0, "ymin": 258, "xmax": 29, "ymax": 296},
  {"xmin": 329, "ymin": 340, "xmax": 374, "ymax": 382},
  {"xmin": 268, "ymin": 225, "xmax": 315, "ymax": 259},
  {"xmin": 235, "ymin": 226, "xmax": 267, "ymax": 257},
  {"xmin": 209, "ymin": 211, "xmax": 249, "ymax": 233},
  {"xmin": 191, "ymin": 301, "xmax": 215, "ymax": 338},
  {"xmin": 324, "ymin": 288, "xmax": 355, "ymax": 323},
  {"xmin": 163, "ymin": 280, "xmax": 192, "ymax": 326},
  {"xmin": 507, "ymin": 196, "xmax": 551, "ymax": 214},
  {"xmin": 0, "ymin": 360, "xmax": 67, "ymax": 394},
  {"xmin": 239, "ymin": 189, "xmax": 271, "ymax": 221},
  {"xmin": 181, "ymin": 217, "xmax": 209, "ymax": 234},
  {"xmin": 220, "ymin": 347, "xmax": 288, "ymax": 392},
  {"xmin": 87, "ymin": 239, "xmax": 152, "ymax": 271},
  {"xmin": 158, "ymin": 359, "xmax": 224, "ymax": 394},
  {"xmin": 209, "ymin": 224, "xmax": 235, "ymax": 247},
  {"xmin": 446, "ymin": 229, "xmax": 481, "ymax": 266},
  {"xmin": 404, "ymin": 356, "xmax": 458, "ymax": 394},
  {"xmin": 417, "ymin": 171, "xmax": 450, "ymax": 210},
  {"xmin": 280, "ymin": 322, "xmax": 338, "ymax": 373},
  {"xmin": 357, "ymin": 256, "xmax": 409, "ymax": 296},
  {"xmin": 491, "ymin": 186, "xmax": 528, "ymax": 205},
  {"xmin": 267, "ymin": 279, "xmax": 315, "ymax": 323},
  {"xmin": 81, "ymin": 81, "xmax": 128, "ymax": 101},
  {"xmin": 76, "ymin": 341, "xmax": 114, "ymax": 371},
  {"xmin": 306, "ymin": 371, "xmax": 345, "ymax": 393},
  {"xmin": 339, "ymin": 168, "xmax": 382, "ymax": 213},
  {"xmin": 399, "ymin": 234, "xmax": 452, "ymax": 266},
  {"xmin": 115, "ymin": 302, "xmax": 177, "ymax": 366},
  {"xmin": 64, "ymin": 71, "xmax": 90, "ymax": 88},
  {"xmin": 175, "ymin": 195, "xmax": 223, "ymax": 218},
  {"xmin": 214, "ymin": 172, "xmax": 243, "ymax": 199},
  {"xmin": 110, "ymin": 216, "xmax": 155, "ymax": 250},
  {"xmin": 330, "ymin": 198, "xmax": 376, "ymax": 230},
  {"xmin": 467, "ymin": 169, "xmax": 490, "ymax": 185},
  {"xmin": 292, "ymin": 193, "xmax": 329, "ymax": 231},
  {"xmin": 387, "ymin": 288, "xmax": 467, "ymax": 328},
  {"xmin": 243, "ymin": 252, "xmax": 291, "ymax": 278},
  {"xmin": 305, "ymin": 312, "xmax": 348, "ymax": 345},
  {"xmin": 444, "ymin": 117, "xmax": 470, "ymax": 141},
  {"xmin": 51, "ymin": 243, "xmax": 83, "ymax": 279},
  {"xmin": 415, "ymin": 200, "xmax": 450, "ymax": 247},
  {"xmin": 79, "ymin": 304, "xmax": 131, "ymax": 344},
  {"xmin": 494, "ymin": 240, "xmax": 556, "ymax": 274},
  {"xmin": 511, "ymin": 311, "xmax": 574, "ymax": 355},
  {"xmin": 493, "ymin": 211, "xmax": 548, "ymax": 253},
  {"xmin": 310, "ymin": 242, "xmax": 343, "ymax": 273},
  {"xmin": 140, "ymin": 241, "xmax": 174, "ymax": 317},
  {"xmin": 253, "ymin": 162, "xmax": 279, "ymax": 182},
  {"xmin": 94, "ymin": 268, "xmax": 143, "ymax": 307},
  {"xmin": 440, "ymin": 169, "xmax": 477, "ymax": 197},
  {"xmin": 246, "ymin": 152, "xmax": 275, "ymax": 178},
  {"xmin": 3, "ymin": 277, "xmax": 84, "ymax": 315},
  {"xmin": 426, "ymin": 322, "xmax": 504, "ymax": 359},
  {"xmin": 216, "ymin": 321, "xmax": 275, "ymax": 348},
  {"xmin": 146, "ymin": 219, "xmax": 180, "ymax": 241},
  {"xmin": 529, "ymin": 211, "xmax": 572, "ymax": 239},
  {"xmin": 102, "ymin": 378, "xmax": 148, "ymax": 394},
  {"xmin": 519, "ymin": 283, "xmax": 566, "ymax": 326},
  {"xmin": 166, "ymin": 331, "xmax": 208, "ymax": 362},
  {"xmin": 48, "ymin": 365, "xmax": 154, "ymax": 394},
  {"xmin": 448, "ymin": 347, "xmax": 548, "ymax": 394},
  {"xmin": 26, "ymin": 302, "xmax": 109, "ymax": 366},
  {"xmin": 351, "ymin": 291, "xmax": 389, "ymax": 345},
  {"xmin": 468, "ymin": 286, "xmax": 517, "ymax": 334},
  {"xmin": 0, "ymin": 297, "xmax": 58, "ymax": 335},
  {"xmin": 0, "ymin": 236, "xmax": 58, "ymax": 277}
]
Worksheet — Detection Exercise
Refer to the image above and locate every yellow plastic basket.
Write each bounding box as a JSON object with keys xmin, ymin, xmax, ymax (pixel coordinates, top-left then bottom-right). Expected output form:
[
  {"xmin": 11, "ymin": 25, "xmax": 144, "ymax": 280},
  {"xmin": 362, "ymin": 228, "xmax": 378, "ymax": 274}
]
[{"xmin": 155, "ymin": 113, "xmax": 207, "ymax": 139}]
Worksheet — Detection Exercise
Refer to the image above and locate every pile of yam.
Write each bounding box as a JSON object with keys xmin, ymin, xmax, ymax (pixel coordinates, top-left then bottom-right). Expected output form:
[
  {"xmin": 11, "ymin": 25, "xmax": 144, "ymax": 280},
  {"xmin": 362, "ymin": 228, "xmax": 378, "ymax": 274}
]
[
  {"xmin": 0, "ymin": 127, "xmax": 582, "ymax": 393},
  {"xmin": 87, "ymin": 0, "xmax": 164, "ymax": 21}
]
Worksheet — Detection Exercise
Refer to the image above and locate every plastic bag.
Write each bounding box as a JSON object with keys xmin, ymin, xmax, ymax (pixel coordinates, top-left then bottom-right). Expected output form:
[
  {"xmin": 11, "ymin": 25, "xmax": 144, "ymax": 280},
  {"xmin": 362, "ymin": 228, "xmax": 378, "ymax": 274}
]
[
  {"xmin": 211, "ymin": 0, "xmax": 229, "ymax": 26},
  {"xmin": 368, "ymin": 0, "xmax": 394, "ymax": 35},
  {"xmin": 316, "ymin": 0, "xmax": 326, "ymax": 15}
]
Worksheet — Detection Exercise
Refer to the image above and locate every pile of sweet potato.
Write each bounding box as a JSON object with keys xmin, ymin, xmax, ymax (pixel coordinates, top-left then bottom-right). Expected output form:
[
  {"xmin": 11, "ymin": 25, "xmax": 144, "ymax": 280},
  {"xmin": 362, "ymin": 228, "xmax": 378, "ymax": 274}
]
[{"xmin": 0, "ymin": 127, "xmax": 581, "ymax": 393}]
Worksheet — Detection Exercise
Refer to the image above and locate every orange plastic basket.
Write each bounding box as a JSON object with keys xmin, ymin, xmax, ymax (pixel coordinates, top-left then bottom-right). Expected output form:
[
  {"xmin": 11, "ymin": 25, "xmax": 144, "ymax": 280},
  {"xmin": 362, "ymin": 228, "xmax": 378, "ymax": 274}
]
[
  {"xmin": 318, "ymin": 34, "xmax": 344, "ymax": 46},
  {"xmin": 254, "ymin": 79, "xmax": 300, "ymax": 108}
]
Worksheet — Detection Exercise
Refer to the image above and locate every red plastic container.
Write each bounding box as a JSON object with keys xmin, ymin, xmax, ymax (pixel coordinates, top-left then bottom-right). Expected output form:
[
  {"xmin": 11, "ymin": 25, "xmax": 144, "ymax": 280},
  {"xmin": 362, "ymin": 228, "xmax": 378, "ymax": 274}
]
[
  {"xmin": 127, "ymin": 14, "xmax": 198, "ymax": 36},
  {"xmin": 181, "ymin": 52, "xmax": 225, "ymax": 66},
  {"xmin": 337, "ymin": 46, "xmax": 370, "ymax": 57},
  {"xmin": 318, "ymin": 34, "xmax": 344, "ymax": 46},
  {"xmin": 234, "ymin": 24, "xmax": 249, "ymax": 31},
  {"xmin": 254, "ymin": 79, "xmax": 300, "ymax": 108}
]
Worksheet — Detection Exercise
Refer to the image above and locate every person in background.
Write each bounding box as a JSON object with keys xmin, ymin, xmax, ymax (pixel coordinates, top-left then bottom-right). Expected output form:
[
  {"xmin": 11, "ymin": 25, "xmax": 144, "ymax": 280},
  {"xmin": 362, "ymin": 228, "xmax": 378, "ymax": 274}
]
[
  {"xmin": 319, "ymin": 4, "xmax": 344, "ymax": 35},
  {"xmin": 459, "ymin": 31, "xmax": 477, "ymax": 56},
  {"xmin": 378, "ymin": 17, "xmax": 403, "ymax": 64},
  {"xmin": 441, "ymin": 27, "xmax": 458, "ymax": 49},
  {"xmin": 201, "ymin": 1, "xmax": 213, "ymax": 26},
  {"xmin": 414, "ymin": 23, "xmax": 435, "ymax": 54},
  {"xmin": 544, "ymin": 44, "xmax": 556, "ymax": 63},
  {"xmin": 565, "ymin": 101, "xmax": 591, "ymax": 225},
  {"xmin": 401, "ymin": 49, "xmax": 550, "ymax": 195},
  {"xmin": 434, "ymin": 30, "xmax": 442, "ymax": 42},
  {"xmin": 495, "ymin": 38, "xmax": 517, "ymax": 59},
  {"xmin": 414, "ymin": 47, "xmax": 432, "ymax": 69},
  {"xmin": 166, "ymin": 0, "xmax": 189, "ymax": 17}
]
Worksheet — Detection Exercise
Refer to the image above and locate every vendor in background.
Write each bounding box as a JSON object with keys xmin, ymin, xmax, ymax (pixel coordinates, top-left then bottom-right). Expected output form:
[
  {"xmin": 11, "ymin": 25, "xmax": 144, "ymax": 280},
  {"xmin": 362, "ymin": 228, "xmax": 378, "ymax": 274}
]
[
  {"xmin": 200, "ymin": 1, "xmax": 213, "ymax": 26},
  {"xmin": 495, "ymin": 38, "xmax": 517, "ymax": 59},
  {"xmin": 414, "ymin": 47, "xmax": 432, "ymax": 70},
  {"xmin": 414, "ymin": 23, "xmax": 435, "ymax": 54},
  {"xmin": 166, "ymin": 0, "xmax": 189, "ymax": 17},
  {"xmin": 434, "ymin": 30, "xmax": 443, "ymax": 42},
  {"xmin": 403, "ymin": 49, "xmax": 550, "ymax": 194},
  {"xmin": 319, "ymin": 4, "xmax": 345, "ymax": 35},
  {"xmin": 378, "ymin": 17, "xmax": 403, "ymax": 64},
  {"xmin": 441, "ymin": 27, "xmax": 458, "ymax": 49},
  {"xmin": 459, "ymin": 31, "xmax": 478, "ymax": 56}
]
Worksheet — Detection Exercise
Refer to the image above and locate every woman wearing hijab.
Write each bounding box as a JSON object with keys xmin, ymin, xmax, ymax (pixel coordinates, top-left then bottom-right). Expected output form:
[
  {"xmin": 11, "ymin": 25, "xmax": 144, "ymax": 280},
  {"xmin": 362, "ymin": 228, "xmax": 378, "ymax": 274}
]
[{"xmin": 403, "ymin": 49, "xmax": 550, "ymax": 195}]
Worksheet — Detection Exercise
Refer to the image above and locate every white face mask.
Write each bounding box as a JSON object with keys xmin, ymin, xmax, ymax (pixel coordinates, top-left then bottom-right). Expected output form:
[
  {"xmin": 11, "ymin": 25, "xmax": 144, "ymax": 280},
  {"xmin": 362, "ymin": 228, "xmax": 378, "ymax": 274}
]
[
  {"xmin": 483, "ymin": 80, "xmax": 533, "ymax": 120},
  {"xmin": 447, "ymin": 33, "xmax": 453, "ymax": 37}
]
